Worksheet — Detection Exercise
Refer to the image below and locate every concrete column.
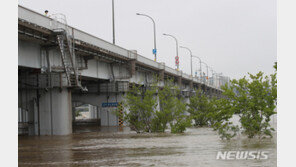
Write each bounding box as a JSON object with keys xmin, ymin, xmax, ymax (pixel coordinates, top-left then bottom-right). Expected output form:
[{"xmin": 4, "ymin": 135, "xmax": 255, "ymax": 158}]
[
  {"xmin": 198, "ymin": 83, "xmax": 202, "ymax": 91},
  {"xmin": 72, "ymin": 103, "xmax": 76, "ymax": 123},
  {"xmin": 90, "ymin": 105, "xmax": 97, "ymax": 119},
  {"xmin": 189, "ymin": 81, "xmax": 193, "ymax": 90},
  {"xmin": 129, "ymin": 60, "xmax": 136, "ymax": 76},
  {"xmin": 209, "ymin": 88, "xmax": 213, "ymax": 98},
  {"xmin": 27, "ymin": 99, "xmax": 37, "ymax": 136},
  {"xmin": 184, "ymin": 97, "xmax": 190, "ymax": 116},
  {"xmin": 178, "ymin": 77, "xmax": 182, "ymax": 88},
  {"xmin": 159, "ymin": 70, "xmax": 164, "ymax": 81},
  {"xmin": 39, "ymin": 88, "xmax": 72, "ymax": 135}
]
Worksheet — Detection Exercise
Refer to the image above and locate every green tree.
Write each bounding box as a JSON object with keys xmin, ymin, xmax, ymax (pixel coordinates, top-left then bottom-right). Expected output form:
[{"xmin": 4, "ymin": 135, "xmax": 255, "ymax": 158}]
[
  {"xmin": 121, "ymin": 83, "xmax": 158, "ymax": 133},
  {"xmin": 209, "ymin": 94, "xmax": 239, "ymax": 140},
  {"xmin": 151, "ymin": 79, "xmax": 176, "ymax": 132},
  {"xmin": 170, "ymin": 93, "xmax": 191, "ymax": 133},
  {"xmin": 214, "ymin": 63, "xmax": 277, "ymax": 139},
  {"xmin": 188, "ymin": 89, "xmax": 213, "ymax": 127},
  {"xmin": 152, "ymin": 79, "xmax": 191, "ymax": 133}
]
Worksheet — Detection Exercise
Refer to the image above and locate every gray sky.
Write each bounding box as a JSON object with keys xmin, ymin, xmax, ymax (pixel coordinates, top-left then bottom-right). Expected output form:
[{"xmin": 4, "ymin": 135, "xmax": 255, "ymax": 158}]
[{"xmin": 19, "ymin": 0, "xmax": 277, "ymax": 79}]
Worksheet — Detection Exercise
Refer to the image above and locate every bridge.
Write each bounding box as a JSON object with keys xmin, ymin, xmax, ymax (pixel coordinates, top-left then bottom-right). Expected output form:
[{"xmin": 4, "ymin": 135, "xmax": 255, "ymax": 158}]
[{"xmin": 18, "ymin": 5, "xmax": 226, "ymax": 135}]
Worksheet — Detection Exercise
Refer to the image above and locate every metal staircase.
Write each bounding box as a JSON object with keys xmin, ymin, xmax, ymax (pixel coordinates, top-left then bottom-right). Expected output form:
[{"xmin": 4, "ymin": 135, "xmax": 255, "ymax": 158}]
[{"xmin": 51, "ymin": 13, "xmax": 86, "ymax": 91}]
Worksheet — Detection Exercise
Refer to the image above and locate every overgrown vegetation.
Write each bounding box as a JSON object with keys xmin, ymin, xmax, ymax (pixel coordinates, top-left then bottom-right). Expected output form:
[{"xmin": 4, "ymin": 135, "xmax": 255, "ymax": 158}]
[
  {"xmin": 120, "ymin": 83, "xmax": 157, "ymax": 133},
  {"xmin": 211, "ymin": 62, "xmax": 277, "ymax": 139},
  {"xmin": 118, "ymin": 78, "xmax": 191, "ymax": 133},
  {"xmin": 188, "ymin": 89, "xmax": 213, "ymax": 127},
  {"xmin": 119, "ymin": 63, "xmax": 277, "ymax": 139}
]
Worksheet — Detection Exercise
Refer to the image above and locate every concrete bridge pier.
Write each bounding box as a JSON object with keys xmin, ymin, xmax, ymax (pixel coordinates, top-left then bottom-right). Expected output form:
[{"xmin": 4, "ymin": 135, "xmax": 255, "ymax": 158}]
[
  {"xmin": 39, "ymin": 88, "xmax": 72, "ymax": 135},
  {"xmin": 209, "ymin": 88, "xmax": 213, "ymax": 98}
]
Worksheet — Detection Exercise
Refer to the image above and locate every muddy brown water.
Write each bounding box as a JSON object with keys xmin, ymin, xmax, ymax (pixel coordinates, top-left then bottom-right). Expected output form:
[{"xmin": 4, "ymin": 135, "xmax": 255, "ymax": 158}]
[{"xmin": 19, "ymin": 116, "xmax": 276, "ymax": 167}]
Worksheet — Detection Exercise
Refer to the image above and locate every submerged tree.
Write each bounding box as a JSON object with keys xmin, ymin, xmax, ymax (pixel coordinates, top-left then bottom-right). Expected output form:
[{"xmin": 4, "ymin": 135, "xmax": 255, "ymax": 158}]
[
  {"xmin": 170, "ymin": 93, "xmax": 191, "ymax": 133},
  {"xmin": 213, "ymin": 63, "xmax": 277, "ymax": 139},
  {"xmin": 151, "ymin": 79, "xmax": 176, "ymax": 132},
  {"xmin": 121, "ymin": 77, "xmax": 191, "ymax": 133},
  {"xmin": 187, "ymin": 89, "xmax": 213, "ymax": 127},
  {"xmin": 120, "ymin": 83, "xmax": 158, "ymax": 133},
  {"xmin": 235, "ymin": 71, "xmax": 276, "ymax": 138},
  {"xmin": 152, "ymin": 78, "xmax": 191, "ymax": 133},
  {"xmin": 209, "ymin": 91, "xmax": 239, "ymax": 140}
]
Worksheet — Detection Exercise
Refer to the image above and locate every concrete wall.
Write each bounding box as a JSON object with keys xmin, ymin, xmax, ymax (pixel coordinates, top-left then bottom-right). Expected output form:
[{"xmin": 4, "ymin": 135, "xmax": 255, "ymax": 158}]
[
  {"xmin": 18, "ymin": 40, "xmax": 40, "ymax": 68},
  {"xmin": 81, "ymin": 59, "xmax": 110, "ymax": 79}
]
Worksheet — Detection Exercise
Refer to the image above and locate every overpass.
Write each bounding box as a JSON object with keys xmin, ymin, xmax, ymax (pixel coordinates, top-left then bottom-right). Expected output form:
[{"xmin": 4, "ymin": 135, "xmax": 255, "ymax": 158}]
[{"xmin": 18, "ymin": 5, "xmax": 225, "ymax": 135}]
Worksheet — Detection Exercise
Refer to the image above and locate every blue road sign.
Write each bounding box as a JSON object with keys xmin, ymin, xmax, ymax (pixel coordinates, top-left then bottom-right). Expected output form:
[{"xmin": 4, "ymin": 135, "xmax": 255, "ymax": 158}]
[
  {"xmin": 102, "ymin": 102, "xmax": 118, "ymax": 107},
  {"xmin": 153, "ymin": 49, "xmax": 157, "ymax": 54}
]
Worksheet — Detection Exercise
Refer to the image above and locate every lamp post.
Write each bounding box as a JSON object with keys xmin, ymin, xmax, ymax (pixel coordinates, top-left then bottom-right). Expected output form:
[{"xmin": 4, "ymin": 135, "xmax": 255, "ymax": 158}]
[
  {"xmin": 112, "ymin": 0, "xmax": 115, "ymax": 44},
  {"xmin": 209, "ymin": 66, "xmax": 214, "ymax": 86},
  {"xmin": 192, "ymin": 55, "xmax": 202, "ymax": 83},
  {"xmin": 179, "ymin": 46, "xmax": 193, "ymax": 76},
  {"xmin": 163, "ymin": 33, "xmax": 179, "ymax": 70},
  {"xmin": 215, "ymin": 73, "xmax": 222, "ymax": 88},
  {"xmin": 201, "ymin": 62, "xmax": 209, "ymax": 85},
  {"xmin": 136, "ymin": 13, "xmax": 157, "ymax": 61}
]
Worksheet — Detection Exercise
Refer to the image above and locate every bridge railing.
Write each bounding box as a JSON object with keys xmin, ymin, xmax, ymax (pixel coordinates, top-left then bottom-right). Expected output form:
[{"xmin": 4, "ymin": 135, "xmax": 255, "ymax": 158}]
[{"xmin": 50, "ymin": 13, "xmax": 68, "ymax": 32}]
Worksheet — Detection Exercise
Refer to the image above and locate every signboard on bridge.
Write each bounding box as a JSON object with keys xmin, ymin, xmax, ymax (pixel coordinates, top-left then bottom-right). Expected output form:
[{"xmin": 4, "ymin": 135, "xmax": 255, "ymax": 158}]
[{"xmin": 102, "ymin": 102, "xmax": 118, "ymax": 108}]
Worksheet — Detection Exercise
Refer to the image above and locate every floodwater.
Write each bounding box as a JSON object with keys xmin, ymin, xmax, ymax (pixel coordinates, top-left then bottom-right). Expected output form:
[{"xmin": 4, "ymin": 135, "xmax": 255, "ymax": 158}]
[{"xmin": 19, "ymin": 116, "xmax": 276, "ymax": 167}]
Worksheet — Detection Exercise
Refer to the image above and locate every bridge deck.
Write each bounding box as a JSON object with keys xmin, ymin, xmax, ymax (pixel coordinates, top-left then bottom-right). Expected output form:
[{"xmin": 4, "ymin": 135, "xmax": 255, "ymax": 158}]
[{"xmin": 18, "ymin": 5, "xmax": 220, "ymax": 91}]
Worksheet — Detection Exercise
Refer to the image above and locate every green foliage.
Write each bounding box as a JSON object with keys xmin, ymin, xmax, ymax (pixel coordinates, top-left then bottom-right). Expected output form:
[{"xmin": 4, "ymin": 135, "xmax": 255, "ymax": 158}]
[
  {"xmin": 214, "ymin": 63, "xmax": 277, "ymax": 139},
  {"xmin": 233, "ymin": 71, "xmax": 276, "ymax": 139},
  {"xmin": 119, "ymin": 83, "xmax": 158, "ymax": 133},
  {"xmin": 120, "ymin": 62, "xmax": 277, "ymax": 139},
  {"xmin": 170, "ymin": 95, "xmax": 191, "ymax": 133},
  {"xmin": 151, "ymin": 79, "xmax": 176, "ymax": 132},
  {"xmin": 187, "ymin": 89, "xmax": 214, "ymax": 127},
  {"xmin": 187, "ymin": 88, "xmax": 239, "ymax": 139},
  {"xmin": 75, "ymin": 110, "xmax": 82, "ymax": 117},
  {"xmin": 152, "ymin": 78, "xmax": 191, "ymax": 133},
  {"xmin": 190, "ymin": 63, "xmax": 277, "ymax": 140},
  {"xmin": 209, "ymin": 96, "xmax": 239, "ymax": 140},
  {"xmin": 121, "ymin": 77, "xmax": 191, "ymax": 133}
]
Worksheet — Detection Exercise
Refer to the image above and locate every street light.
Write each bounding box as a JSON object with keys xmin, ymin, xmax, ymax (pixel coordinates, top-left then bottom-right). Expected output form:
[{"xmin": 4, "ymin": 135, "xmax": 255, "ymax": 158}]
[
  {"xmin": 201, "ymin": 62, "xmax": 209, "ymax": 85},
  {"xmin": 136, "ymin": 13, "xmax": 157, "ymax": 61},
  {"xmin": 212, "ymin": 71, "xmax": 221, "ymax": 89},
  {"xmin": 112, "ymin": 0, "xmax": 115, "ymax": 44},
  {"xmin": 163, "ymin": 33, "xmax": 179, "ymax": 70},
  {"xmin": 179, "ymin": 46, "xmax": 193, "ymax": 76},
  {"xmin": 209, "ymin": 66, "xmax": 214, "ymax": 86},
  {"xmin": 192, "ymin": 55, "xmax": 202, "ymax": 83}
]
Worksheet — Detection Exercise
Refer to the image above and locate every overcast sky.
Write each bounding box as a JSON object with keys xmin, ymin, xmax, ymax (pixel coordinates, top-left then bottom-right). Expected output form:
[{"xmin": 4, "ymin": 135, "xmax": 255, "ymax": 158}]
[{"xmin": 19, "ymin": 0, "xmax": 276, "ymax": 79}]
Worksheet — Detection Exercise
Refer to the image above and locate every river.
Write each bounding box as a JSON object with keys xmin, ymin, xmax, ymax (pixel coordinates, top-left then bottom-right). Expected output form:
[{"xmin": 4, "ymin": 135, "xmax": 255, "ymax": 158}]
[{"xmin": 19, "ymin": 115, "xmax": 276, "ymax": 167}]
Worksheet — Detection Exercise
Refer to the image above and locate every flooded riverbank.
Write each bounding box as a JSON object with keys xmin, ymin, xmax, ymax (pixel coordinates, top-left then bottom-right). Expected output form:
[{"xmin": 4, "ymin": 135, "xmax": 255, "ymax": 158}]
[{"xmin": 19, "ymin": 124, "xmax": 276, "ymax": 167}]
